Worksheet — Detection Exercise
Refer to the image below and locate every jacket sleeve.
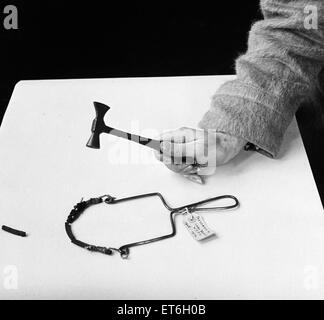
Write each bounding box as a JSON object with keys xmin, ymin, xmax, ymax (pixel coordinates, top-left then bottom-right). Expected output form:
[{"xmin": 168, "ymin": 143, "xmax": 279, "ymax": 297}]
[{"xmin": 199, "ymin": 0, "xmax": 324, "ymax": 158}]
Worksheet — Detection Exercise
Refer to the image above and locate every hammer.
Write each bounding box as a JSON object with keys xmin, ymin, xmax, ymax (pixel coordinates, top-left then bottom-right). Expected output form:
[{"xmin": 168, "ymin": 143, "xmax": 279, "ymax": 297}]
[
  {"xmin": 86, "ymin": 102, "xmax": 162, "ymax": 152},
  {"xmin": 86, "ymin": 102, "xmax": 204, "ymax": 183}
]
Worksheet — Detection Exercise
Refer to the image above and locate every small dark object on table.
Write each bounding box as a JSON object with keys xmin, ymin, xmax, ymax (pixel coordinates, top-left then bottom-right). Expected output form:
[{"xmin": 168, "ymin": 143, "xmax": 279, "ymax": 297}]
[{"xmin": 2, "ymin": 225, "xmax": 27, "ymax": 237}]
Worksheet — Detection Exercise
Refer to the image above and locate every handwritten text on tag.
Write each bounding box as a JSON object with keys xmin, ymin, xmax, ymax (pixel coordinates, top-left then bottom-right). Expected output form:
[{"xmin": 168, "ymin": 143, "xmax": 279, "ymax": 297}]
[{"xmin": 182, "ymin": 208, "xmax": 215, "ymax": 241}]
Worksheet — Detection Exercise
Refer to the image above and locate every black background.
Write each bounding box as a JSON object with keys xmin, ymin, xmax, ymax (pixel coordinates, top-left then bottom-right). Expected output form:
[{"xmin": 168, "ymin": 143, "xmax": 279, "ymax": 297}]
[
  {"xmin": 0, "ymin": 1, "xmax": 323, "ymax": 205},
  {"xmin": 0, "ymin": 2, "xmax": 262, "ymax": 115}
]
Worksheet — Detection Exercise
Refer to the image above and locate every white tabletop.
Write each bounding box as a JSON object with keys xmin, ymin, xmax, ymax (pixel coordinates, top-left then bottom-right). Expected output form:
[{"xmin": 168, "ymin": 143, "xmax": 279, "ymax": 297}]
[{"xmin": 0, "ymin": 75, "xmax": 323, "ymax": 300}]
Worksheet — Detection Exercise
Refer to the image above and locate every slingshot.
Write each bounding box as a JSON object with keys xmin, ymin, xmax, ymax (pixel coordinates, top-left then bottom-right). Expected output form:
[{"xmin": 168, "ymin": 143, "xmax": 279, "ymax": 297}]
[{"xmin": 65, "ymin": 192, "xmax": 239, "ymax": 259}]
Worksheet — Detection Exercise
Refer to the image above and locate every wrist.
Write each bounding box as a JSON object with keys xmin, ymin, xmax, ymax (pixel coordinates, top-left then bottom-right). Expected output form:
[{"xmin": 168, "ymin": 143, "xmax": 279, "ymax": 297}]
[{"xmin": 215, "ymin": 132, "xmax": 247, "ymax": 165}]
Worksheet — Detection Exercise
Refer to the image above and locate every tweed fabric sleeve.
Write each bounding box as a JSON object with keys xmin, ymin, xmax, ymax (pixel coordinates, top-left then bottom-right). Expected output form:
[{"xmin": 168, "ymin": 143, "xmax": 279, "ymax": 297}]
[{"xmin": 199, "ymin": 0, "xmax": 324, "ymax": 157}]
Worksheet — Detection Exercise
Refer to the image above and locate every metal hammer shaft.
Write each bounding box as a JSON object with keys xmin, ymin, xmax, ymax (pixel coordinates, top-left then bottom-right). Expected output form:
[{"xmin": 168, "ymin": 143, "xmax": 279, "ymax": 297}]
[{"xmin": 100, "ymin": 125, "xmax": 162, "ymax": 152}]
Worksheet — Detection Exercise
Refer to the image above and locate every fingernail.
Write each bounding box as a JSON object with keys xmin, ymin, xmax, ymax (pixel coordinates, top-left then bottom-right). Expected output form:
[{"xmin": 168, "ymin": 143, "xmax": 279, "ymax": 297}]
[
  {"xmin": 182, "ymin": 165, "xmax": 198, "ymax": 174},
  {"xmin": 181, "ymin": 165, "xmax": 194, "ymax": 173}
]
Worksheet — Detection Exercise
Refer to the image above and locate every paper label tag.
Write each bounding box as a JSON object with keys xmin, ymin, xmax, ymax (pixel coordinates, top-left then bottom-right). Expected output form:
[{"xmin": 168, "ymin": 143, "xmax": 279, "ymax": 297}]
[{"xmin": 182, "ymin": 208, "xmax": 215, "ymax": 241}]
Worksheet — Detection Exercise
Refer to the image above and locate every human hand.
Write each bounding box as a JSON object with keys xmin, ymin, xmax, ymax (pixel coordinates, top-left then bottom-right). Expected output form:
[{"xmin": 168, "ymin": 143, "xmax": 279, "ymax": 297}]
[{"xmin": 155, "ymin": 127, "xmax": 246, "ymax": 184}]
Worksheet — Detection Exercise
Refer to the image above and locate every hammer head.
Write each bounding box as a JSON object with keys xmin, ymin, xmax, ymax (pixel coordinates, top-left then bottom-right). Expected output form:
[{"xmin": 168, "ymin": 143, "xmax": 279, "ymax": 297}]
[{"xmin": 86, "ymin": 102, "xmax": 110, "ymax": 149}]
